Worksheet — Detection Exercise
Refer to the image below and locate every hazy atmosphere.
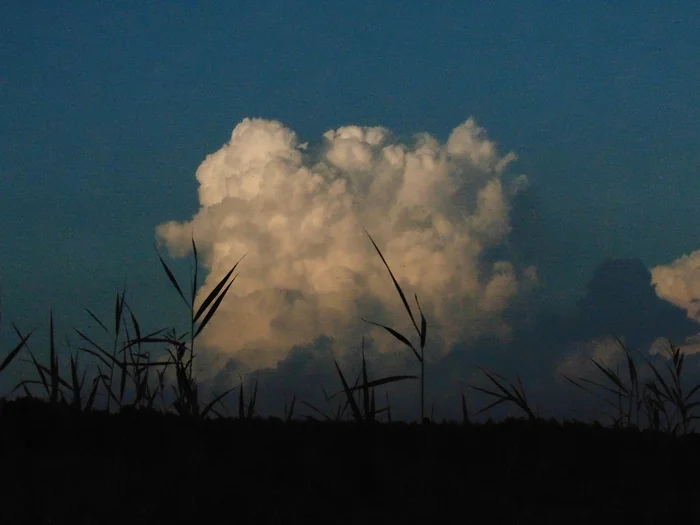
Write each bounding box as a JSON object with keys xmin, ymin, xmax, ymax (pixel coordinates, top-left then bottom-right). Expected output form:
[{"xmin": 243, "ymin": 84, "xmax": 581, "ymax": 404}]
[{"xmin": 2, "ymin": 2, "xmax": 700, "ymax": 423}]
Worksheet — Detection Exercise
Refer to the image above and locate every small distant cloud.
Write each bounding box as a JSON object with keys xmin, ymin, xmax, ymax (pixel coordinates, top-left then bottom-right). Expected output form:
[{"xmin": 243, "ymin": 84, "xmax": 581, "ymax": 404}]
[{"xmin": 651, "ymin": 249, "xmax": 700, "ymax": 323}]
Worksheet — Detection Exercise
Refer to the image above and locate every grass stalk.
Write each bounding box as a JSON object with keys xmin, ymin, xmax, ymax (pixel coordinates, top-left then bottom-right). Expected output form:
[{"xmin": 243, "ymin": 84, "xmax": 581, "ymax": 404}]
[{"xmin": 361, "ymin": 230, "xmax": 427, "ymax": 422}]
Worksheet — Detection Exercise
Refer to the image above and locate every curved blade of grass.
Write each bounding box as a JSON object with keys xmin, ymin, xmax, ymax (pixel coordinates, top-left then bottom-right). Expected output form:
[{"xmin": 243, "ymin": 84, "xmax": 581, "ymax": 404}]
[
  {"xmin": 285, "ymin": 393, "xmax": 296, "ymax": 422},
  {"xmin": 82, "ymin": 306, "xmax": 109, "ymax": 335},
  {"xmin": 591, "ymin": 360, "xmax": 630, "ymax": 395},
  {"xmin": 334, "ymin": 358, "xmax": 363, "ymax": 422},
  {"xmin": 385, "ymin": 388, "xmax": 392, "ymax": 423},
  {"xmin": 156, "ymin": 244, "xmax": 190, "ymax": 309},
  {"xmin": 476, "ymin": 367, "xmax": 515, "ymax": 398},
  {"xmin": 365, "ymin": 230, "xmax": 420, "ymax": 337},
  {"xmin": 361, "ymin": 319, "xmax": 420, "ymax": 362},
  {"xmin": 238, "ymin": 376, "xmax": 245, "ymax": 419},
  {"xmin": 192, "ymin": 255, "xmax": 245, "ymax": 325},
  {"xmin": 49, "ymin": 310, "xmax": 59, "ymax": 403},
  {"xmin": 17, "ymin": 359, "xmax": 73, "ymax": 395},
  {"xmin": 415, "ymin": 294, "xmax": 427, "ymax": 349},
  {"xmin": 191, "ymin": 237, "xmax": 199, "ymax": 307},
  {"xmin": 461, "ymin": 386, "xmax": 469, "ymax": 423},
  {"xmin": 119, "ymin": 347, "xmax": 128, "ymax": 404},
  {"xmin": 361, "ymin": 338, "xmax": 370, "ymax": 418},
  {"xmin": 69, "ymin": 354, "xmax": 81, "ymax": 410},
  {"xmin": 247, "ymin": 371, "xmax": 260, "ymax": 419},
  {"xmin": 577, "ymin": 376, "xmax": 630, "ymax": 398},
  {"xmin": 562, "ymin": 374, "xmax": 597, "ymax": 396},
  {"xmin": 0, "ymin": 329, "xmax": 33, "ymax": 373},
  {"xmin": 473, "ymin": 367, "xmax": 536, "ymax": 419},
  {"xmin": 201, "ymin": 386, "xmax": 237, "ymax": 419},
  {"xmin": 124, "ymin": 305, "xmax": 142, "ymax": 345},
  {"xmin": 21, "ymin": 349, "xmax": 49, "ymax": 397},
  {"xmin": 73, "ymin": 328, "xmax": 108, "ymax": 353},
  {"xmin": 193, "ymin": 278, "xmax": 236, "ymax": 339},
  {"xmin": 643, "ymin": 357, "xmax": 677, "ymax": 405},
  {"xmin": 471, "ymin": 395, "xmax": 510, "ymax": 417},
  {"xmin": 300, "ymin": 400, "xmax": 333, "ymax": 421},
  {"xmin": 12, "ymin": 379, "xmax": 46, "ymax": 393},
  {"xmin": 329, "ymin": 375, "xmax": 418, "ymax": 399},
  {"xmin": 114, "ymin": 288, "xmax": 126, "ymax": 339},
  {"xmin": 684, "ymin": 382, "xmax": 700, "ymax": 404}
]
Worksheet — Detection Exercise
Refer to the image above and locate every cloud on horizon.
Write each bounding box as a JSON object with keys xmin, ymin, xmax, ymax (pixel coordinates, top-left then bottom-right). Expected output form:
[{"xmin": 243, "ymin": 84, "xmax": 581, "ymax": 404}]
[
  {"xmin": 155, "ymin": 117, "xmax": 537, "ymax": 380},
  {"xmin": 146, "ymin": 117, "xmax": 700, "ymax": 424}
]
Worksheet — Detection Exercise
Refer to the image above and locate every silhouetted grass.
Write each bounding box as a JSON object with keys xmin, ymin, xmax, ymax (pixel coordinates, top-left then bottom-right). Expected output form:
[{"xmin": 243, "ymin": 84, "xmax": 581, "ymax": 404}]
[{"xmin": 2, "ymin": 233, "xmax": 700, "ymax": 523}]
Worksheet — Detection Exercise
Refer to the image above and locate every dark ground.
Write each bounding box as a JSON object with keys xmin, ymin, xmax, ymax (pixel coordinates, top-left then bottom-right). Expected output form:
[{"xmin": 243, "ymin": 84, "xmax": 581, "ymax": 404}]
[{"xmin": 1, "ymin": 397, "xmax": 699, "ymax": 525}]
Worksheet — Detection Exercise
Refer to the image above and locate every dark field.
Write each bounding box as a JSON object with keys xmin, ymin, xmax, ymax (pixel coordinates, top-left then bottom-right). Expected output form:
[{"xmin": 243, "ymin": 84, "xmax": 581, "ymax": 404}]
[
  {"xmin": 3, "ymin": 238, "xmax": 700, "ymax": 524},
  {"xmin": 2, "ymin": 397, "xmax": 699, "ymax": 525}
]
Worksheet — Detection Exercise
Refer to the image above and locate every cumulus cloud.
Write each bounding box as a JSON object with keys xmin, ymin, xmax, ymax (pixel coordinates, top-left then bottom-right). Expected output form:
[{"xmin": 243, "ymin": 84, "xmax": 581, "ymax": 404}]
[
  {"xmin": 652, "ymin": 250, "xmax": 700, "ymax": 323},
  {"xmin": 155, "ymin": 117, "xmax": 536, "ymax": 376}
]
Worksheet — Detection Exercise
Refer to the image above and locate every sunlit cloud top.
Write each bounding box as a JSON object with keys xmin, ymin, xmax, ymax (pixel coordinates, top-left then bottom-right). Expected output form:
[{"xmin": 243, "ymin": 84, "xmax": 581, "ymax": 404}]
[{"xmin": 156, "ymin": 117, "xmax": 536, "ymax": 372}]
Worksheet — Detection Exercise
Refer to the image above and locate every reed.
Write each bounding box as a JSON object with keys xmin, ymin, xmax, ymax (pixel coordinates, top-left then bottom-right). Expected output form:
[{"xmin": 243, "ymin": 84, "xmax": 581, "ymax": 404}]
[
  {"xmin": 1, "ymin": 233, "xmax": 698, "ymax": 436},
  {"xmin": 563, "ymin": 336, "xmax": 700, "ymax": 435}
]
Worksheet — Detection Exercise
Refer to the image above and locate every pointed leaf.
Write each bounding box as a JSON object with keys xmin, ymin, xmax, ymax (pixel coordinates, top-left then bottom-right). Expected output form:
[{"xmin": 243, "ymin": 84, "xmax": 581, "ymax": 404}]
[
  {"xmin": 193, "ymin": 278, "xmax": 236, "ymax": 339},
  {"xmin": 156, "ymin": 245, "xmax": 189, "ymax": 308},
  {"xmin": 82, "ymin": 306, "xmax": 109, "ymax": 335},
  {"xmin": 361, "ymin": 318, "xmax": 420, "ymax": 362},
  {"xmin": 193, "ymin": 255, "xmax": 245, "ymax": 325},
  {"xmin": 416, "ymin": 294, "xmax": 427, "ymax": 349},
  {"xmin": 0, "ymin": 329, "xmax": 33, "ymax": 373},
  {"xmin": 334, "ymin": 358, "xmax": 363, "ymax": 422},
  {"xmin": 365, "ymin": 231, "xmax": 420, "ymax": 336},
  {"xmin": 201, "ymin": 386, "xmax": 237, "ymax": 419},
  {"xmin": 191, "ymin": 237, "xmax": 199, "ymax": 307},
  {"xmin": 286, "ymin": 393, "xmax": 297, "ymax": 422}
]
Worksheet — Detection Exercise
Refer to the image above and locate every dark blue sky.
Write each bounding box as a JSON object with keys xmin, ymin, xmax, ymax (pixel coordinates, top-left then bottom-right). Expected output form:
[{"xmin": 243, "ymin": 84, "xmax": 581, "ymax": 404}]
[{"xmin": 2, "ymin": 1, "xmax": 699, "ymax": 420}]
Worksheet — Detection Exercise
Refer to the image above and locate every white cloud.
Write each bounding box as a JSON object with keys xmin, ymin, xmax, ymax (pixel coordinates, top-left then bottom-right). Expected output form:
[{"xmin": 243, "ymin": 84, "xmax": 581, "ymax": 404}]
[
  {"xmin": 651, "ymin": 250, "xmax": 700, "ymax": 323},
  {"xmin": 155, "ymin": 117, "xmax": 536, "ymax": 376}
]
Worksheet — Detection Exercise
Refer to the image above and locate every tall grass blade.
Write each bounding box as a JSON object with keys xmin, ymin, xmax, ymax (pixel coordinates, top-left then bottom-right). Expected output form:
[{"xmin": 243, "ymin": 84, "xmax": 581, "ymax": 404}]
[
  {"xmin": 385, "ymin": 389, "xmax": 392, "ymax": 423},
  {"xmin": 300, "ymin": 400, "xmax": 333, "ymax": 421},
  {"xmin": 361, "ymin": 319, "xmax": 420, "ymax": 362},
  {"xmin": 416, "ymin": 294, "xmax": 427, "ymax": 349},
  {"xmin": 238, "ymin": 376, "xmax": 245, "ymax": 420},
  {"xmin": 333, "ymin": 358, "xmax": 363, "ymax": 422},
  {"xmin": 0, "ymin": 329, "xmax": 33, "ymax": 373},
  {"xmin": 114, "ymin": 288, "xmax": 126, "ymax": 339},
  {"xmin": 365, "ymin": 231, "xmax": 420, "ymax": 336},
  {"xmin": 156, "ymin": 244, "xmax": 190, "ymax": 308},
  {"xmin": 69, "ymin": 354, "xmax": 81, "ymax": 410},
  {"xmin": 247, "ymin": 371, "xmax": 260, "ymax": 419},
  {"xmin": 361, "ymin": 338, "xmax": 370, "ymax": 419},
  {"xmin": 201, "ymin": 386, "xmax": 237, "ymax": 419},
  {"xmin": 329, "ymin": 375, "xmax": 418, "ymax": 398},
  {"xmin": 82, "ymin": 306, "xmax": 109, "ymax": 335},
  {"xmin": 24, "ymin": 349, "xmax": 50, "ymax": 397},
  {"xmin": 49, "ymin": 310, "xmax": 59, "ymax": 403},
  {"xmin": 193, "ymin": 278, "xmax": 236, "ymax": 339},
  {"xmin": 461, "ymin": 386, "xmax": 469, "ymax": 424},
  {"xmin": 191, "ymin": 237, "xmax": 199, "ymax": 307},
  {"xmin": 286, "ymin": 393, "xmax": 296, "ymax": 422},
  {"xmin": 192, "ymin": 256, "xmax": 245, "ymax": 325}
]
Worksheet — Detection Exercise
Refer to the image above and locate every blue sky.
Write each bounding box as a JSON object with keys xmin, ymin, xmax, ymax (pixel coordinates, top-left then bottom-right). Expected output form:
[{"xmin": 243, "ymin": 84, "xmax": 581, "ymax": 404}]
[{"xmin": 2, "ymin": 1, "xmax": 700, "ymax": 422}]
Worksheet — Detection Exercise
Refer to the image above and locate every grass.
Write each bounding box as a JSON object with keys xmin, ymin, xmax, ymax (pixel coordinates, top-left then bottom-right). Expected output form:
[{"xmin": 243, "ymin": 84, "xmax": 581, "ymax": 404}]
[
  {"xmin": 562, "ymin": 336, "xmax": 700, "ymax": 435},
  {"xmin": 1, "ymin": 231, "xmax": 699, "ymax": 435},
  {"xmin": 2, "ymin": 232, "xmax": 700, "ymax": 523}
]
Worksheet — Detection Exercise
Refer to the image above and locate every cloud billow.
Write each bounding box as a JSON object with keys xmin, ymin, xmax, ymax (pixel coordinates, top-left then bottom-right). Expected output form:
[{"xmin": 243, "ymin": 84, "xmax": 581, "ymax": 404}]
[{"xmin": 155, "ymin": 117, "xmax": 536, "ymax": 379}]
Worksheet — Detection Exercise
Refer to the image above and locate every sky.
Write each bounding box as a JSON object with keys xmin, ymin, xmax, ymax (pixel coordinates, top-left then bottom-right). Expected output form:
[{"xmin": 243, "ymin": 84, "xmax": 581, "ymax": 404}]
[{"xmin": 2, "ymin": 1, "xmax": 700, "ymax": 424}]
